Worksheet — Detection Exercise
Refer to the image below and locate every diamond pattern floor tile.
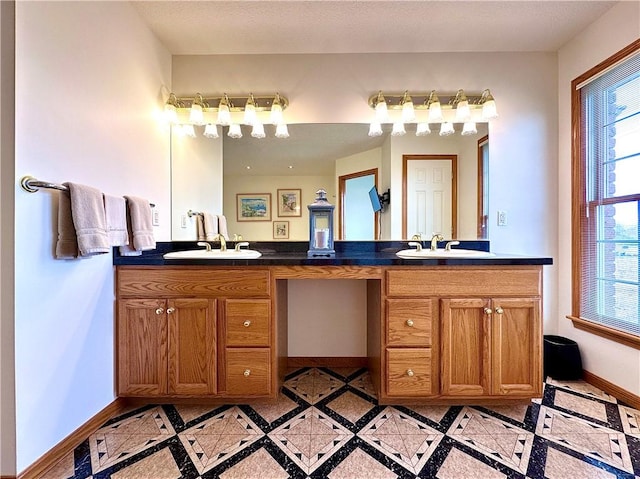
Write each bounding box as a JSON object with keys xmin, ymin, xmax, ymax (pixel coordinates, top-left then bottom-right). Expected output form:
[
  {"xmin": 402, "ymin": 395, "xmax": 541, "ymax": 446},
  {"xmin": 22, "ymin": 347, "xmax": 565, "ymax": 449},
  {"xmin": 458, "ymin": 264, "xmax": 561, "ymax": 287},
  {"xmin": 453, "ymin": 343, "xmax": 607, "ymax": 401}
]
[{"xmin": 41, "ymin": 369, "xmax": 640, "ymax": 479}]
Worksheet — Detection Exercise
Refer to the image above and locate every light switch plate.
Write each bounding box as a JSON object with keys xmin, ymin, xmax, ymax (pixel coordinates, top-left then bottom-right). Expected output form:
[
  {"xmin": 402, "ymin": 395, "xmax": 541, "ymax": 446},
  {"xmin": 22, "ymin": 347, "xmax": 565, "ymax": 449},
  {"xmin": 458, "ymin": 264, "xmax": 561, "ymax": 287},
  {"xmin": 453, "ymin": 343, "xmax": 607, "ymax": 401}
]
[
  {"xmin": 497, "ymin": 210, "xmax": 507, "ymax": 226},
  {"xmin": 152, "ymin": 208, "xmax": 160, "ymax": 226}
]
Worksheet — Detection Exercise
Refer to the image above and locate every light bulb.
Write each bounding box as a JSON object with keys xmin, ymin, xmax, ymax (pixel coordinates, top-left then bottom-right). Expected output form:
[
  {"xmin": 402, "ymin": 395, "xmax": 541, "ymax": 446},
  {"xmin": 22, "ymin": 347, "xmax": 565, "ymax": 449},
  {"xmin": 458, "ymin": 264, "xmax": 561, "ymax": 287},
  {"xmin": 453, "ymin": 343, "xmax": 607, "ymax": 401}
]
[
  {"xmin": 244, "ymin": 94, "xmax": 256, "ymax": 125},
  {"xmin": 227, "ymin": 123, "xmax": 242, "ymax": 139},
  {"xmin": 454, "ymin": 90, "xmax": 471, "ymax": 121},
  {"xmin": 368, "ymin": 122, "xmax": 383, "ymax": 137},
  {"xmin": 462, "ymin": 122, "xmax": 477, "ymax": 136},
  {"xmin": 203, "ymin": 124, "xmax": 219, "ymax": 138},
  {"xmin": 374, "ymin": 92, "xmax": 388, "ymax": 122},
  {"xmin": 251, "ymin": 121, "xmax": 266, "ymax": 138},
  {"xmin": 416, "ymin": 122, "xmax": 431, "ymax": 136},
  {"xmin": 189, "ymin": 103, "xmax": 204, "ymax": 125},
  {"xmin": 275, "ymin": 123, "xmax": 289, "ymax": 138},
  {"xmin": 401, "ymin": 91, "xmax": 415, "ymax": 123},
  {"xmin": 428, "ymin": 101, "xmax": 443, "ymax": 122},
  {"xmin": 270, "ymin": 93, "xmax": 283, "ymax": 125},
  {"xmin": 391, "ymin": 122, "xmax": 406, "ymax": 136},
  {"xmin": 439, "ymin": 122, "xmax": 455, "ymax": 136}
]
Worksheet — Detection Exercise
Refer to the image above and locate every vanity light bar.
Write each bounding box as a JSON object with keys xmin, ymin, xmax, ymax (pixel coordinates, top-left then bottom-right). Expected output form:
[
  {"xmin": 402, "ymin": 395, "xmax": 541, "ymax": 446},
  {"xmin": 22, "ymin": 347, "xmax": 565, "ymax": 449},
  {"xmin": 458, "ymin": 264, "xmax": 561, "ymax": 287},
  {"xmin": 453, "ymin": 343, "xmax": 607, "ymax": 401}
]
[{"xmin": 171, "ymin": 93, "xmax": 289, "ymax": 112}]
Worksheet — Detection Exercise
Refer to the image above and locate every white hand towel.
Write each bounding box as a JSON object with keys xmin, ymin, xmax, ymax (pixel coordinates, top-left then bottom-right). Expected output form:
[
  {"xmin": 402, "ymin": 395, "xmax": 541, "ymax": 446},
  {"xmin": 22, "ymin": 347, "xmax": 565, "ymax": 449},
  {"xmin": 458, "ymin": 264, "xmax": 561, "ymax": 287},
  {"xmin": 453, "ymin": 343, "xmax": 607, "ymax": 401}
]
[
  {"xmin": 203, "ymin": 212, "xmax": 218, "ymax": 240},
  {"xmin": 217, "ymin": 214, "xmax": 229, "ymax": 240},
  {"xmin": 64, "ymin": 182, "xmax": 110, "ymax": 256},
  {"xmin": 196, "ymin": 214, "xmax": 206, "ymax": 241},
  {"xmin": 104, "ymin": 194, "xmax": 128, "ymax": 247},
  {"xmin": 55, "ymin": 190, "xmax": 79, "ymax": 259},
  {"xmin": 124, "ymin": 196, "xmax": 156, "ymax": 251}
]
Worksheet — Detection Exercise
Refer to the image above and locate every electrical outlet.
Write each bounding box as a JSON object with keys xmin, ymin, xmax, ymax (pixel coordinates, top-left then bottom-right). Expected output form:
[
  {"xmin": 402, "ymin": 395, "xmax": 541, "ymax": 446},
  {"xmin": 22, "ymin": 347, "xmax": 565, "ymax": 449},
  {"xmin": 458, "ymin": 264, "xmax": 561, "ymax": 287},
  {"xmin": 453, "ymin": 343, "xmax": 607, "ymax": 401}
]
[
  {"xmin": 497, "ymin": 210, "xmax": 508, "ymax": 226},
  {"xmin": 152, "ymin": 208, "xmax": 160, "ymax": 226},
  {"xmin": 181, "ymin": 214, "xmax": 187, "ymax": 228}
]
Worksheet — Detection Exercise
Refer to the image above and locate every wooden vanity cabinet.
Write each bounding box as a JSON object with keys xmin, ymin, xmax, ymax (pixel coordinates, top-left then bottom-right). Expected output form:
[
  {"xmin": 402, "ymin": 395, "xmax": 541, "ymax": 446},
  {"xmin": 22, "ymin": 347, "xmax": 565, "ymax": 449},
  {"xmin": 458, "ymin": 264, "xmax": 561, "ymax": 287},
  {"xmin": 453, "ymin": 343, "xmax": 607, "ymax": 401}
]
[
  {"xmin": 116, "ymin": 267, "xmax": 273, "ymax": 399},
  {"xmin": 385, "ymin": 267, "xmax": 543, "ymax": 402}
]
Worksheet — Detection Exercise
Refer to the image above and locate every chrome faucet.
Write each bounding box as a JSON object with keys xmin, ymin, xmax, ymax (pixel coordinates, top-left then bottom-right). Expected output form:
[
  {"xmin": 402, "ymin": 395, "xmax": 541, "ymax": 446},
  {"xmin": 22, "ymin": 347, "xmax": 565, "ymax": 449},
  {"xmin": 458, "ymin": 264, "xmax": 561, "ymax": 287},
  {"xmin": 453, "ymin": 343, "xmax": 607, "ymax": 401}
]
[
  {"xmin": 197, "ymin": 241, "xmax": 212, "ymax": 252},
  {"xmin": 430, "ymin": 233, "xmax": 444, "ymax": 251},
  {"xmin": 213, "ymin": 234, "xmax": 227, "ymax": 252}
]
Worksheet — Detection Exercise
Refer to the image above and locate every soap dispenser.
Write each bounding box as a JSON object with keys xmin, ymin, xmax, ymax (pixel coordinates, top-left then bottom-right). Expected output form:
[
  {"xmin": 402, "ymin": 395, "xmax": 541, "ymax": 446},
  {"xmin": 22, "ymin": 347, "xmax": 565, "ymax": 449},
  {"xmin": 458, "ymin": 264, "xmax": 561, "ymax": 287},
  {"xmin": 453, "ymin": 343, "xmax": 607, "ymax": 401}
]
[{"xmin": 307, "ymin": 189, "xmax": 335, "ymax": 257}]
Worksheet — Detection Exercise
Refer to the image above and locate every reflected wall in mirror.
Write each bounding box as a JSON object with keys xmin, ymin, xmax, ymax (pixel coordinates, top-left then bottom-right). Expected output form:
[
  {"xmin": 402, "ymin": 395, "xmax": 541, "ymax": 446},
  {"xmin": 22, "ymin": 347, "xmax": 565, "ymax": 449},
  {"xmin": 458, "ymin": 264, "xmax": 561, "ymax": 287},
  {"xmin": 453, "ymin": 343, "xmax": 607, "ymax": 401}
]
[{"xmin": 170, "ymin": 123, "xmax": 488, "ymax": 241}]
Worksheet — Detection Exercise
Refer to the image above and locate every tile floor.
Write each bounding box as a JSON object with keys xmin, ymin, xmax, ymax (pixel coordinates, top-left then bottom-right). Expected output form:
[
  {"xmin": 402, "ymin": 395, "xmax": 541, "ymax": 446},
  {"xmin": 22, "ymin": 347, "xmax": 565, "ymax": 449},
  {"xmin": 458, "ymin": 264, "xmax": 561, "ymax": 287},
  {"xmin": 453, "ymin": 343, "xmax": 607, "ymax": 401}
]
[{"xmin": 40, "ymin": 367, "xmax": 640, "ymax": 478}]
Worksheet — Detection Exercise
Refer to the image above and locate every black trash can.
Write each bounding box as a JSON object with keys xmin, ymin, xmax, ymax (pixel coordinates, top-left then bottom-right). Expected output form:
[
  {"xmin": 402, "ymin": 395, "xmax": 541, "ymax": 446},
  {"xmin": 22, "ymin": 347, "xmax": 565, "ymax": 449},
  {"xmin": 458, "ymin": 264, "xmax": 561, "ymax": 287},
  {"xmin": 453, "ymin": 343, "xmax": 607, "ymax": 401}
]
[{"xmin": 543, "ymin": 335, "xmax": 583, "ymax": 380}]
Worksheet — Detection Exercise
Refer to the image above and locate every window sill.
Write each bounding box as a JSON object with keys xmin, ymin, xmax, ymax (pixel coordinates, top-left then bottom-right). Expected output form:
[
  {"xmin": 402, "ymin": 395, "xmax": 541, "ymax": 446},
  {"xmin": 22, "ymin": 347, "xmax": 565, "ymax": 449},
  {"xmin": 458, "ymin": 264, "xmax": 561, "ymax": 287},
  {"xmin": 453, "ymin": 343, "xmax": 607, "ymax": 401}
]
[{"xmin": 568, "ymin": 315, "xmax": 640, "ymax": 350}]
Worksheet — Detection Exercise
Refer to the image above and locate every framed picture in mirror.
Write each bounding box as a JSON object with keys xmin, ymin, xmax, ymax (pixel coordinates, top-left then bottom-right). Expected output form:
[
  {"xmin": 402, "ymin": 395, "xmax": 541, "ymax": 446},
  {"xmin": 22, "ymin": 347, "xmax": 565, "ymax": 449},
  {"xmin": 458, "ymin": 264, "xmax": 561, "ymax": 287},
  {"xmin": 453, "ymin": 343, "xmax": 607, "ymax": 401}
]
[
  {"xmin": 236, "ymin": 193, "xmax": 271, "ymax": 221},
  {"xmin": 273, "ymin": 220, "xmax": 289, "ymax": 239},
  {"xmin": 277, "ymin": 189, "xmax": 302, "ymax": 217}
]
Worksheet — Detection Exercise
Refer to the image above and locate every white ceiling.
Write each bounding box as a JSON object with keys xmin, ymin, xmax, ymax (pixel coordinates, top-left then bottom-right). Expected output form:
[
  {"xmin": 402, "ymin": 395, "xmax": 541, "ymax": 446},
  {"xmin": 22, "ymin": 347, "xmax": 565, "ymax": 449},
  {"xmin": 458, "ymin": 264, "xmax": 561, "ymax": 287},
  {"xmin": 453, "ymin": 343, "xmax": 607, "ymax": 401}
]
[{"xmin": 131, "ymin": 0, "xmax": 617, "ymax": 55}]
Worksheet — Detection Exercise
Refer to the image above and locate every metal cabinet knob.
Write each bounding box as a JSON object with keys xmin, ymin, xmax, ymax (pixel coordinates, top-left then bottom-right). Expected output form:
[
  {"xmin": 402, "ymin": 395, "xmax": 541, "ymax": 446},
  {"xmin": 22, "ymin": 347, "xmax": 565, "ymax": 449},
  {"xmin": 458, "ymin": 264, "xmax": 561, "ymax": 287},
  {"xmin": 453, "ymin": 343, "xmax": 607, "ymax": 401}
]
[
  {"xmin": 155, "ymin": 308, "xmax": 164, "ymax": 315},
  {"xmin": 243, "ymin": 320, "xmax": 251, "ymax": 327},
  {"xmin": 243, "ymin": 369, "xmax": 251, "ymax": 377},
  {"xmin": 166, "ymin": 307, "xmax": 175, "ymax": 314},
  {"xmin": 406, "ymin": 369, "xmax": 414, "ymax": 377},
  {"xmin": 406, "ymin": 319, "xmax": 414, "ymax": 327},
  {"xmin": 495, "ymin": 307, "xmax": 504, "ymax": 314},
  {"xmin": 483, "ymin": 307, "xmax": 493, "ymax": 315}
]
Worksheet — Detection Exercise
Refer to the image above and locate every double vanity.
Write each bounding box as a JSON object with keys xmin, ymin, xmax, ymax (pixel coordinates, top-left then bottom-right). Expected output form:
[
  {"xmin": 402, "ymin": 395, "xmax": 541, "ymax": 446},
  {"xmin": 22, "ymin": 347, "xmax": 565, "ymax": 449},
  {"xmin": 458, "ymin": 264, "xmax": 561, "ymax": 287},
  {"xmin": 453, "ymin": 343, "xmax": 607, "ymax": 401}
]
[{"xmin": 114, "ymin": 240, "xmax": 552, "ymax": 405}]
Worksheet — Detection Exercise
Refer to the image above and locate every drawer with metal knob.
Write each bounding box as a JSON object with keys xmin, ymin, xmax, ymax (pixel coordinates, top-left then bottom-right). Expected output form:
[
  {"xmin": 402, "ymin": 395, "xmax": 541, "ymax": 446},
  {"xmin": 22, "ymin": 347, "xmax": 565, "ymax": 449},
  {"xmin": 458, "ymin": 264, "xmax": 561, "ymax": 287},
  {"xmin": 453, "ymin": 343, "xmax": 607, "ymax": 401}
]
[
  {"xmin": 225, "ymin": 299, "xmax": 271, "ymax": 347},
  {"xmin": 224, "ymin": 348, "xmax": 271, "ymax": 396},
  {"xmin": 386, "ymin": 348, "xmax": 435, "ymax": 396},
  {"xmin": 386, "ymin": 299, "xmax": 436, "ymax": 347}
]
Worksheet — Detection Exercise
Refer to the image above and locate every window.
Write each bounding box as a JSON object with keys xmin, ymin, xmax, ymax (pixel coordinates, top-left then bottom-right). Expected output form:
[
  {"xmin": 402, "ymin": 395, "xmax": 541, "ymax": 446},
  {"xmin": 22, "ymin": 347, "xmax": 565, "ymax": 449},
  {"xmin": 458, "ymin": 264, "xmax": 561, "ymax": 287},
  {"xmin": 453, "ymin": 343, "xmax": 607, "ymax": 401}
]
[{"xmin": 571, "ymin": 40, "xmax": 640, "ymax": 347}]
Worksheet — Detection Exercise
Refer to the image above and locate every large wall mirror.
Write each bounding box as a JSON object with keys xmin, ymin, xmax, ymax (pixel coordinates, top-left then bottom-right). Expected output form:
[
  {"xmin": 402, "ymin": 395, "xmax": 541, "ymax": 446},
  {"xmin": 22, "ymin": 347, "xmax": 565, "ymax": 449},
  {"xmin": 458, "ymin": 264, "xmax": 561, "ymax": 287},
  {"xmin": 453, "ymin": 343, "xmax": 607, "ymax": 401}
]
[{"xmin": 170, "ymin": 123, "xmax": 489, "ymax": 241}]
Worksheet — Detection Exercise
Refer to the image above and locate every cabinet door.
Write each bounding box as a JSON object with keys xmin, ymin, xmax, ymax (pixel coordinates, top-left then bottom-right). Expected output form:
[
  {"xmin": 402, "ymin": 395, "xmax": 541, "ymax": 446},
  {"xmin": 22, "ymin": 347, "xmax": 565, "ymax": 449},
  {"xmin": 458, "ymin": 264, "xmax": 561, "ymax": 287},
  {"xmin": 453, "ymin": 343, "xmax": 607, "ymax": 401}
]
[
  {"xmin": 168, "ymin": 298, "xmax": 216, "ymax": 395},
  {"xmin": 118, "ymin": 299, "xmax": 168, "ymax": 396},
  {"xmin": 491, "ymin": 297, "xmax": 542, "ymax": 396},
  {"xmin": 441, "ymin": 298, "xmax": 490, "ymax": 396}
]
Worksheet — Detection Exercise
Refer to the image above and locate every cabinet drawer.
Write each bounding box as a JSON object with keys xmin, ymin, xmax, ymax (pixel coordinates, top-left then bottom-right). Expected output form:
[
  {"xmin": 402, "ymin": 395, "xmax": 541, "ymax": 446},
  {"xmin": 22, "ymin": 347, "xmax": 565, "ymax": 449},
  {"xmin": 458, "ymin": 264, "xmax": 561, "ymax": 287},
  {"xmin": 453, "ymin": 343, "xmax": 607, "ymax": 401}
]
[
  {"xmin": 225, "ymin": 348, "xmax": 271, "ymax": 396},
  {"xmin": 117, "ymin": 267, "xmax": 270, "ymax": 298},
  {"xmin": 387, "ymin": 268, "xmax": 541, "ymax": 297},
  {"xmin": 225, "ymin": 299, "xmax": 271, "ymax": 347},
  {"xmin": 387, "ymin": 348, "xmax": 435, "ymax": 396},
  {"xmin": 387, "ymin": 299, "xmax": 435, "ymax": 347}
]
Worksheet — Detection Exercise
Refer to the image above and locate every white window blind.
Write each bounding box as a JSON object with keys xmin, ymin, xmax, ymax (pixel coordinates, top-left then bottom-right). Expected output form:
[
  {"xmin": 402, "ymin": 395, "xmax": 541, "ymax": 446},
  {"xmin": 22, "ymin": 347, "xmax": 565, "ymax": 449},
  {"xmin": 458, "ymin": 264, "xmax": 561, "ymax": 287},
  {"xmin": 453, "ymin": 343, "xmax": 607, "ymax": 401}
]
[{"xmin": 578, "ymin": 49, "xmax": 640, "ymax": 335}]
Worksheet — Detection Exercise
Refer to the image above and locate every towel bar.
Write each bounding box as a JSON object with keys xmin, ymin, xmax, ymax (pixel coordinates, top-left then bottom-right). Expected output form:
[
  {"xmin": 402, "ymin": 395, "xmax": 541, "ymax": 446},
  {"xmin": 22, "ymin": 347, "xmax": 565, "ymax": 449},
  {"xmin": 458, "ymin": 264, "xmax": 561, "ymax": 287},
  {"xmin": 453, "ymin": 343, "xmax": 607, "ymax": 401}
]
[
  {"xmin": 187, "ymin": 210, "xmax": 204, "ymax": 217},
  {"xmin": 20, "ymin": 176, "xmax": 155, "ymax": 208}
]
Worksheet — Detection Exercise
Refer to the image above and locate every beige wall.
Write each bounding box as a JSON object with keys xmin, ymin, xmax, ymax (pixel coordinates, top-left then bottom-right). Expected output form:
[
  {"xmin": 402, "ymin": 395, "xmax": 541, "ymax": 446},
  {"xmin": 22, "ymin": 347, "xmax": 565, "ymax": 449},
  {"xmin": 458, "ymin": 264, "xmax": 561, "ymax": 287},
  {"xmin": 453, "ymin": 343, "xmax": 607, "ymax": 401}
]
[
  {"xmin": 13, "ymin": 2, "xmax": 171, "ymax": 472},
  {"xmin": 557, "ymin": 1, "xmax": 640, "ymax": 395}
]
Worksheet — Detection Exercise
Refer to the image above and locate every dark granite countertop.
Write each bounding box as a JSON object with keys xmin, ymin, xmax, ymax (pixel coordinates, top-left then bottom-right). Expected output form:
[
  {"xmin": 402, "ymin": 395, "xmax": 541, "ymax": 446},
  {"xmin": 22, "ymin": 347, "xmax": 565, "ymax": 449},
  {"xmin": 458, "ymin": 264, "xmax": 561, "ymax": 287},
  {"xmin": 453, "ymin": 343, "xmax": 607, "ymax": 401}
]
[{"xmin": 113, "ymin": 241, "xmax": 553, "ymax": 267}]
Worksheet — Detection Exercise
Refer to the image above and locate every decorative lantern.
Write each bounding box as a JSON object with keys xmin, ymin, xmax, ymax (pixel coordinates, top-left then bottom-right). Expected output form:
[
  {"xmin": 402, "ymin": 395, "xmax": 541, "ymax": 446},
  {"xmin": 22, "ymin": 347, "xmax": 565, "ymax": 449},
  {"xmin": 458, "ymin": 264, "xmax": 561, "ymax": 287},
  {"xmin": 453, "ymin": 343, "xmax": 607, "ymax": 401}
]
[{"xmin": 307, "ymin": 189, "xmax": 335, "ymax": 257}]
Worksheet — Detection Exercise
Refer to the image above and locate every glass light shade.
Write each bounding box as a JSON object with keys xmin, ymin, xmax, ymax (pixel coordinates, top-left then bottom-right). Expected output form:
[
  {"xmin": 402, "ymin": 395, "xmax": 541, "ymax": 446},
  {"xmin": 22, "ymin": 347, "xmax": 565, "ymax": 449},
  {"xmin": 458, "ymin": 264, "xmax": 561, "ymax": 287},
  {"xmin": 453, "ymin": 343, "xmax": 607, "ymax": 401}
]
[
  {"xmin": 368, "ymin": 121, "xmax": 383, "ymax": 137},
  {"xmin": 244, "ymin": 103, "xmax": 257, "ymax": 126},
  {"xmin": 401, "ymin": 99, "xmax": 415, "ymax": 123},
  {"xmin": 427, "ymin": 101, "xmax": 443, "ymax": 122},
  {"xmin": 227, "ymin": 123, "xmax": 243, "ymax": 139},
  {"xmin": 164, "ymin": 103, "xmax": 178, "ymax": 124},
  {"xmin": 439, "ymin": 121, "xmax": 455, "ymax": 136},
  {"xmin": 455, "ymin": 100, "xmax": 471, "ymax": 121},
  {"xmin": 182, "ymin": 124, "xmax": 196, "ymax": 138},
  {"xmin": 391, "ymin": 122, "xmax": 406, "ymax": 136},
  {"xmin": 416, "ymin": 122, "xmax": 431, "ymax": 136},
  {"xmin": 482, "ymin": 99, "xmax": 498, "ymax": 119},
  {"xmin": 462, "ymin": 121, "xmax": 478, "ymax": 136},
  {"xmin": 270, "ymin": 103, "xmax": 283, "ymax": 125},
  {"xmin": 217, "ymin": 104, "xmax": 231, "ymax": 126},
  {"xmin": 375, "ymin": 100, "xmax": 389, "ymax": 122},
  {"xmin": 251, "ymin": 121, "xmax": 266, "ymax": 138},
  {"xmin": 189, "ymin": 103, "xmax": 204, "ymax": 125},
  {"xmin": 275, "ymin": 123, "xmax": 290, "ymax": 139},
  {"xmin": 203, "ymin": 124, "xmax": 219, "ymax": 139}
]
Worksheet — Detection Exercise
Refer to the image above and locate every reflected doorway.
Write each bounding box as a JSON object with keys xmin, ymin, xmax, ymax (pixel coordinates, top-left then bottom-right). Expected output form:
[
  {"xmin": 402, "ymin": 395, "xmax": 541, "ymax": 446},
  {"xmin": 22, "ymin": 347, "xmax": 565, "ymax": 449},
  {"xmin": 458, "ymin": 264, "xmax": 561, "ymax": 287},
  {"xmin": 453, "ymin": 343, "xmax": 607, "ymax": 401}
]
[
  {"xmin": 338, "ymin": 169, "xmax": 379, "ymax": 240},
  {"xmin": 403, "ymin": 155, "xmax": 458, "ymax": 239}
]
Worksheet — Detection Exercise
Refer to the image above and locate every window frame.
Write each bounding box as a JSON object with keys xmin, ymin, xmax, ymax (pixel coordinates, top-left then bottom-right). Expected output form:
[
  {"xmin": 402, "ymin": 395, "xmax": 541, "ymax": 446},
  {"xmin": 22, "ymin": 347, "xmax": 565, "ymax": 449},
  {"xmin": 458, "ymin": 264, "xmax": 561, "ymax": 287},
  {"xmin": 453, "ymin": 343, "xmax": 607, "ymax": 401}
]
[{"xmin": 569, "ymin": 38, "xmax": 640, "ymax": 349}]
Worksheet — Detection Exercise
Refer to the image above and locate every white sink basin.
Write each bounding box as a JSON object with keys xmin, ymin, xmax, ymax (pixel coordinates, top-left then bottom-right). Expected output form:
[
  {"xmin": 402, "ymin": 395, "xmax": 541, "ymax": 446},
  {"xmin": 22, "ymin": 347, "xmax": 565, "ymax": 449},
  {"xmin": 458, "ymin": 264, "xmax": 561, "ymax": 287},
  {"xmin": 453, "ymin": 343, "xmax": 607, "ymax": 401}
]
[
  {"xmin": 396, "ymin": 248, "xmax": 495, "ymax": 259},
  {"xmin": 163, "ymin": 249, "xmax": 262, "ymax": 260}
]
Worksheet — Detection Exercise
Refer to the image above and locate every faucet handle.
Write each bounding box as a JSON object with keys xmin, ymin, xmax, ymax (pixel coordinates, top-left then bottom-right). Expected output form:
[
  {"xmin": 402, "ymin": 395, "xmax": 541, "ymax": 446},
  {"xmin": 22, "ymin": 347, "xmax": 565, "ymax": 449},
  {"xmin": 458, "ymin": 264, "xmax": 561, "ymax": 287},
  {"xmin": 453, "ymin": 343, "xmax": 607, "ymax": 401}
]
[
  {"xmin": 445, "ymin": 241, "xmax": 460, "ymax": 251},
  {"xmin": 411, "ymin": 233, "xmax": 422, "ymax": 240},
  {"xmin": 235, "ymin": 241, "xmax": 250, "ymax": 252},
  {"xmin": 197, "ymin": 241, "xmax": 212, "ymax": 252},
  {"xmin": 408, "ymin": 241, "xmax": 423, "ymax": 252}
]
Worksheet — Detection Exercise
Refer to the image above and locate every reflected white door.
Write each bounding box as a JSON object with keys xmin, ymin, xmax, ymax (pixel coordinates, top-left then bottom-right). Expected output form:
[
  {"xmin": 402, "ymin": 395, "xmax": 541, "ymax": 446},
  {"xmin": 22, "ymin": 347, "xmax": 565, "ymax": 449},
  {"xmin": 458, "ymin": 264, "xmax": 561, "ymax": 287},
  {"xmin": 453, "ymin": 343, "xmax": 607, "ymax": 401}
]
[{"xmin": 407, "ymin": 159, "xmax": 453, "ymax": 238}]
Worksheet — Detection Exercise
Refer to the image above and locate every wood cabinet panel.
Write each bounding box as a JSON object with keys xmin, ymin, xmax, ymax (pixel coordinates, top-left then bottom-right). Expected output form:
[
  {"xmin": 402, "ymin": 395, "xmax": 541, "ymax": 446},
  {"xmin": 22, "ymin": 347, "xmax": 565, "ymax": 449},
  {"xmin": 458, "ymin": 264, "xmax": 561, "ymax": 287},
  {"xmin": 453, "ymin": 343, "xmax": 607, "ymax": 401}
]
[
  {"xmin": 225, "ymin": 348, "xmax": 271, "ymax": 396},
  {"xmin": 168, "ymin": 299, "xmax": 216, "ymax": 395},
  {"xmin": 440, "ymin": 298, "xmax": 491, "ymax": 396},
  {"xmin": 117, "ymin": 267, "xmax": 270, "ymax": 298},
  {"xmin": 118, "ymin": 299, "xmax": 168, "ymax": 396},
  {"xmin": 387, "ymin": 268, "xmax": 541, "ymax": 297},
  {"xmin": 225, "ymin": 299, "xmax": 271, "ymax": 347},
  {"xmin": 386, "ymin": 348, "xmax": 435, "ymax": 396},
  {"xmin": 387, "ymin": 299, "xmax": 435, "ymax": 347}
]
